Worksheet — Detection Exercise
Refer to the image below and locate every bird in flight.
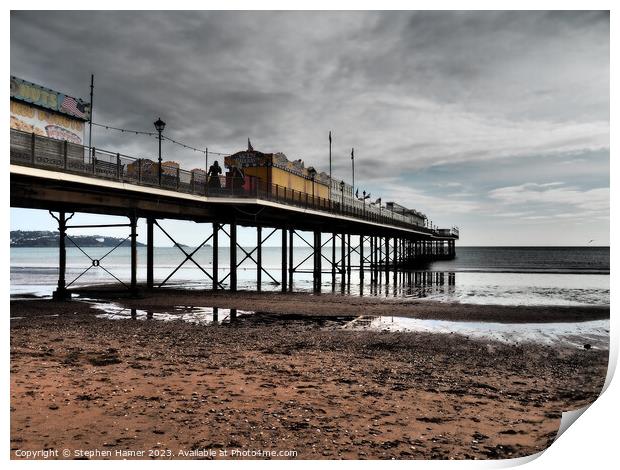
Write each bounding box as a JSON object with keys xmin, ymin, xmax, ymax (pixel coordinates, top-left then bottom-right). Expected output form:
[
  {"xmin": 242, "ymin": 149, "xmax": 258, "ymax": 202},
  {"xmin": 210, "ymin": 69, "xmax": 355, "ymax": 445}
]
[{"xmin": 587, "ymin": 239, "xmax": 595, "ymax": 244}]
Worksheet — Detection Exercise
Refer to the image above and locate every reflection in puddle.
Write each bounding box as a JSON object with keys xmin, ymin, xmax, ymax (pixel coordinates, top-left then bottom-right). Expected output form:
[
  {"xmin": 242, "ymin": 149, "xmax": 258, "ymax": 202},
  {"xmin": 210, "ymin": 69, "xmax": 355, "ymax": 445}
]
[
  {"xmin": 343, "ymin": 315, "xmax": 610, "ymax": 350},
  {"xmin": 90, "ymin": 302, "xmax": 254, "ymax": 325},
  {"xmin": 87, "ymin": 300, "xmax": 609, "ymax": 350}
]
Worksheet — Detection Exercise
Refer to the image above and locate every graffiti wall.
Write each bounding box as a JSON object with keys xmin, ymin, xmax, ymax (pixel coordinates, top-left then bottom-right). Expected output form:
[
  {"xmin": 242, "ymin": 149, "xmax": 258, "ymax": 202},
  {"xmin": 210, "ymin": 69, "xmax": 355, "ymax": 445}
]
[
  {"xmin": 10, "ymin": 76, "xmax": 89, "ymax": 144},
  {"xmin": 10, "ymin": 100, "xmax": 86, "ymax": 144}
]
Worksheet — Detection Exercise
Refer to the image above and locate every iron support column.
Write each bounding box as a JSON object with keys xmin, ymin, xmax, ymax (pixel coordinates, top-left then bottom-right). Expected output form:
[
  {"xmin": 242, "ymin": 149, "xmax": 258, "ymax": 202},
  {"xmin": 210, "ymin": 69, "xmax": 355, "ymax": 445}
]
[
  {"xmin": 368, "ymin": 236, "xmax": 374, "ymax": 290},
  {"xmin": 146, "ymin": 218, "xmax": 154, "ymax": 289},
  {"xmin": 288, "ymin": 229, "xmax": 294, "ymax": 290},
  {"xmin": 313, "ymin": 230, "xmax": 321, "ymax": 292},
  {"xmin": 347, "ymin": 233, "xmax": 352, "ymax": 284},
  {"xmin": 257, "ymin": 226, "xmax": 262, "ymax": 291},
  {"xmin": 373, "ymin": 236, "xmax": 378, "ymax": 281},
  {"xmin": 230, "ymin": 222, "xmax": 237, "ymax": 292},
  {"xmin": 331, "ymin": 233, "xmax": 336, "ymax": 287},
  {"xmin": 212, "ymin": 223, "xmax": 219, "ymax": 290},
  {"xmin": 385, "ymin": 236, "xmax": 390, "ymax": 284},
  {"xmin": 360, "ymin": 235, "xmax": 364, "ymax": 281},
  {"xmin": 130, "ymin": 215, "xmax": 137, "ymax": 294},
  {"xmin": 281, "ymin": 228, "xmax": 288, "ymax": 292},
  {"xmin": 340, "ymin": 233, "xmax": 346, "ymax": 286},
  {"xmin": 52, "ymin": 211, "xmax": 68, "ymax": 300},
  {"xmin": 394, "ymin": 237, "xmax": 399, "ymax": 269}
]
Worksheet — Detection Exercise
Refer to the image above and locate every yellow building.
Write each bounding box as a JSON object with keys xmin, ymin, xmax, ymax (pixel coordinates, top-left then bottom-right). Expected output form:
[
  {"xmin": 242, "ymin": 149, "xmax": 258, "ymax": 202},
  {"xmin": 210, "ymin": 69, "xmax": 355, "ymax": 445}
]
[{"xmin": 224, "ymin": 144, "xmax": 329, "ymax": 200}]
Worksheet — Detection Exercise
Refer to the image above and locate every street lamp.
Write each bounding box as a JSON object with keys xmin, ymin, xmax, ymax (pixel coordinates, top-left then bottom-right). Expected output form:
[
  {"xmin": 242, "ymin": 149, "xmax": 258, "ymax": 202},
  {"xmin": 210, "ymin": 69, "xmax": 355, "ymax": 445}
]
[
  {"xmin": 362, "ymin": 190, "xmax": 366, "ymax": 216},
  {"xmin": 154, "ymin": 117, "xmax": 166, "ymax": 186},
  {"xmin": 308, "ymin": 167, "xmax": 317, "ymax": 202},
  {"xmin": 339, "ymin": 180, "xmax": 345, "ymax": 211}
]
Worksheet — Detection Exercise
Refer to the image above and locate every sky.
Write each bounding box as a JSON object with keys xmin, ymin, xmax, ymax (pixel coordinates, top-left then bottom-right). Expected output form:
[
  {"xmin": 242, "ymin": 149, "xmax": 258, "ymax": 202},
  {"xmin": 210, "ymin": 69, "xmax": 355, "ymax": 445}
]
[{"xmin": 10, "ymin": 10, "xmax": 610, "ymax": 247}]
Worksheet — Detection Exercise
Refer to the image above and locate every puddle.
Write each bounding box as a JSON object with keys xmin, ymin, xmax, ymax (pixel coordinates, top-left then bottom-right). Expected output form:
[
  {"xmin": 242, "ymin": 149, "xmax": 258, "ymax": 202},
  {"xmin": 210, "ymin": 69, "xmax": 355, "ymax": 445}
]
[
  {"xmin": 86, "ymin": 300, "xmax": 609, "ymax": 350},
  {"xmin": 90, "ymin": 302, "xmax": 254, "ymax": 325},
  {"xmin": 342, "ymin": 315, "xmax": 610, "ymax": 350}
]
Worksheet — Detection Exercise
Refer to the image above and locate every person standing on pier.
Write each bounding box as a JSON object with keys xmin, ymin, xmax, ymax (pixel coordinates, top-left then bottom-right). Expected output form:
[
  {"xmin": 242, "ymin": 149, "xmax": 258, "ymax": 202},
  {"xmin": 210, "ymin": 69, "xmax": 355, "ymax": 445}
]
[{"xmin": 208, "ymin": 160, "xmax": 222, "ymax": 190}]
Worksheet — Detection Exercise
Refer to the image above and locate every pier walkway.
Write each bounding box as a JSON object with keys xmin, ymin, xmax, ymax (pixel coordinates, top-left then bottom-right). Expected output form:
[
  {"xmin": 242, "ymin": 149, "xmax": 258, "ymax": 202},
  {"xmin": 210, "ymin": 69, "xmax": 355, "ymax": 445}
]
[{"xmin": 10, "ymin": 129, "xmax": 459, "ymax": 298}]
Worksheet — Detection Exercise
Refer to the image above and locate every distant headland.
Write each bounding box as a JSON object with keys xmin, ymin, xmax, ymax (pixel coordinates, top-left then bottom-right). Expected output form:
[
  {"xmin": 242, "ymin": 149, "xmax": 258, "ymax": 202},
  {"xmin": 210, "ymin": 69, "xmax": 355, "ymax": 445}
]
[{"xmin": 10, "ymin": 230, "xmax": 147, "ymax": 248}]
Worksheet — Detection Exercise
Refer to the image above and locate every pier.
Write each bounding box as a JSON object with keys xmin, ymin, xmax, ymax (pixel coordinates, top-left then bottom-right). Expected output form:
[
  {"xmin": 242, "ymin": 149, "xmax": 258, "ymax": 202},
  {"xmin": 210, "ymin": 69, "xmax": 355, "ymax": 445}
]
[{"xmin": 10, "ymin": 128, "xmax": 459, "ymax": 299}]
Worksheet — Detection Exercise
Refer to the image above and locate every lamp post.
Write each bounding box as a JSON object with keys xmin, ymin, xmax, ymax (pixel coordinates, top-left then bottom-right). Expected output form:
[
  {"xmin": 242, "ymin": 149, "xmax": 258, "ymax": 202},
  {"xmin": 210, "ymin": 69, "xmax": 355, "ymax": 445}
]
[
  {"xmin": 308, "ymin": 167, "xmax": 317, "ymax": 205},
  {"xmin": 339, "ymin": 180, "xmax": 345, "ymax": 212},
  {"xmin": 362, "ymin": 190, "xmax": 366, "ymax": 217},
  {"xmin": 154, "ymin": 117, "xmax": 166, "ymax": 186}
]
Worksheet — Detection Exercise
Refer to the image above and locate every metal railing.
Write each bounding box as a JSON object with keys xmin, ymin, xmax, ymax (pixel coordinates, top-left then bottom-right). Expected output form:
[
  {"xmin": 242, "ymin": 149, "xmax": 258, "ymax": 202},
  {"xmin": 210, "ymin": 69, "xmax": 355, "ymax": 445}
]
[{"xmin": 10, "ymin": 129, "xmax": 457, "ymax": 236}]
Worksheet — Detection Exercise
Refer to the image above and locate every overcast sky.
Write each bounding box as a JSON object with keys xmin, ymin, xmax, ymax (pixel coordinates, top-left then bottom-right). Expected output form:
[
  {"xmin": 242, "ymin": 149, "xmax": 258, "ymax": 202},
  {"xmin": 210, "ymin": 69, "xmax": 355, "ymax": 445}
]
[{"xmin": 10, "ymin": 10, "xmax": 609, "ymax": 246}]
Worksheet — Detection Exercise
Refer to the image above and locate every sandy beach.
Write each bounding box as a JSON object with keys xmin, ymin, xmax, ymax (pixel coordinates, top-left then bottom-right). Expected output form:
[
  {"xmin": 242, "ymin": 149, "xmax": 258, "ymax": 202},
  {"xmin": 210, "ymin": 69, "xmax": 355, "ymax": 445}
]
[{"xmin": 10, "ymin": 291, "xmax": 609, "ymax": 460}]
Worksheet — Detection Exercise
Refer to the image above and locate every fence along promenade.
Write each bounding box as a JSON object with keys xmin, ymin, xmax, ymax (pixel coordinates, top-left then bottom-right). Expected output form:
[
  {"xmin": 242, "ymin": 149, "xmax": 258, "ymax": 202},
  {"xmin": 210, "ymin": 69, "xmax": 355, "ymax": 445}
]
[{"xmin": 10, "ymin": 128, "xmax": 459, "ymax": 237}]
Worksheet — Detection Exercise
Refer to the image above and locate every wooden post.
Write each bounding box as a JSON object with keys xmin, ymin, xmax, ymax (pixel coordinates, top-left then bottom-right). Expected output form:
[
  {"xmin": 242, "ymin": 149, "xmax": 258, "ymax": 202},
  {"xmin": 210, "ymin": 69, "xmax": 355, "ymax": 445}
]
[{"xmin": 146, "ymin": 218, "xmax": 154, "ymax": 289}]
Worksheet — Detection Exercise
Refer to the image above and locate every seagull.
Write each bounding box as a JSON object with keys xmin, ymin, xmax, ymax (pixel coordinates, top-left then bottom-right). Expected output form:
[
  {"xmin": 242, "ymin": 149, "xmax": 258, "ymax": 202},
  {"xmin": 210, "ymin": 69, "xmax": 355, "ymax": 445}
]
[{"xmin": 587, "ymin": 239, "xmax": 595, "ymax": 244}]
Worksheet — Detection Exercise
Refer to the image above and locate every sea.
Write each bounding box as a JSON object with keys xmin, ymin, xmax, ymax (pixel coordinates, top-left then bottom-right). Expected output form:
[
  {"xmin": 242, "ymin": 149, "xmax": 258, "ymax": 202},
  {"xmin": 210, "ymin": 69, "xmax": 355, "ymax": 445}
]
[{"xmin": 10, "ymin": 246, "xmax": 610, "ymax": 307}]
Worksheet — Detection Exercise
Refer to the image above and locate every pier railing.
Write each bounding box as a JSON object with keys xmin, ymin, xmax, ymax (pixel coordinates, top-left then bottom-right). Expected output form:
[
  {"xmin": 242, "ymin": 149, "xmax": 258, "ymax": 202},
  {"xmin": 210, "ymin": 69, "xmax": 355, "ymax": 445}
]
[{"xmin": 10, "ymin": 129, "xmax": 457, "ymax": 236}]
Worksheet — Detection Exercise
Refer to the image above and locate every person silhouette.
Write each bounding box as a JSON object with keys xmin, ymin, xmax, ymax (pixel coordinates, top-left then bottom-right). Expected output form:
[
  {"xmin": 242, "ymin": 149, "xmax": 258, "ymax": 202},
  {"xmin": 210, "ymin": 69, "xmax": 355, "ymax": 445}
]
[{"xmin": 207, "ymin": 161, "xmax": 222, "ymax": 189}]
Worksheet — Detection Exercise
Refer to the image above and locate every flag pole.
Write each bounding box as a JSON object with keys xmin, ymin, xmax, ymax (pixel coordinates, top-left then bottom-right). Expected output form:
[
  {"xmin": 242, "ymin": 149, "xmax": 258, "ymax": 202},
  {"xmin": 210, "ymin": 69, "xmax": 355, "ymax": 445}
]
[
  {"xmin": 88, "ymin": 74, "xmax": 94, "ymax": 150},
  {"xmin": 351, "ymin": 147, "xmax": 355, "ymax": 195},
  {"xmin": 329, "ymin": 131, "xmax": 332, "ymax": 199}
]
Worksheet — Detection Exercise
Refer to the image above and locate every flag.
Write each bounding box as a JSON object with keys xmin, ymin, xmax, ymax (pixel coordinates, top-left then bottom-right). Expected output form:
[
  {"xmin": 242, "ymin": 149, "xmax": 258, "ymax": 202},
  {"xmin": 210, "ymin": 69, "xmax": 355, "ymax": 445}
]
[
  {"xmin": 351, "ymin": 148, "xmax": 354, "ymax": 160},
  {"xmin": 60, "ymin": 95, "xmax": 87, "ymax": 119},
  {"xmin": 355, "ymin": 189, "xmax": 359, "ymax": 199}
]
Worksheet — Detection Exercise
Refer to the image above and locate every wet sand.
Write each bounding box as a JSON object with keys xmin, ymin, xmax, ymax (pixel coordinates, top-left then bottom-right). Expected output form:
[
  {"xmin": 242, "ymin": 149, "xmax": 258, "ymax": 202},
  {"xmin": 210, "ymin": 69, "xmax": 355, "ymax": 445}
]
[
  {"xmin": 10, "ymin": 293, "xmax": 609, "ymax": 460},
  {"xmin": 76, "ymin": 287, "xmax": 610, "ymax": 323}
]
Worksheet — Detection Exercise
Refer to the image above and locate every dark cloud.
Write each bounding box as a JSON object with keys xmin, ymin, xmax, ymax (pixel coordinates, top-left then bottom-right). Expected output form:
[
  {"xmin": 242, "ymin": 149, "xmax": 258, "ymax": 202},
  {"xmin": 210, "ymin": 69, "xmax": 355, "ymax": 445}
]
[{"xmin": 10, "ymin": 11, "xmax": 610, "ymax": 244}]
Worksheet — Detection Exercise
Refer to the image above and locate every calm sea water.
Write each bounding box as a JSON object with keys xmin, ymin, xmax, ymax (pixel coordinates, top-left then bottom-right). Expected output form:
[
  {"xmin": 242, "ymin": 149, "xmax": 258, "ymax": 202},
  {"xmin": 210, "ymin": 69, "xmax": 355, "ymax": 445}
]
[{"xmin": 10, "ymin": 246, "xmax": 610, "ymax": 306}]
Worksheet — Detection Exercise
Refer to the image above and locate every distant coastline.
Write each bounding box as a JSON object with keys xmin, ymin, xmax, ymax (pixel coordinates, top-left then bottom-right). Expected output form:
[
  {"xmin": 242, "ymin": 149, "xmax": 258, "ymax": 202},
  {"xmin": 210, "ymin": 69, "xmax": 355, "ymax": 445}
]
[{"xmin": 10, "ymin": 230, "xmax": 147, "ymax": 248}]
